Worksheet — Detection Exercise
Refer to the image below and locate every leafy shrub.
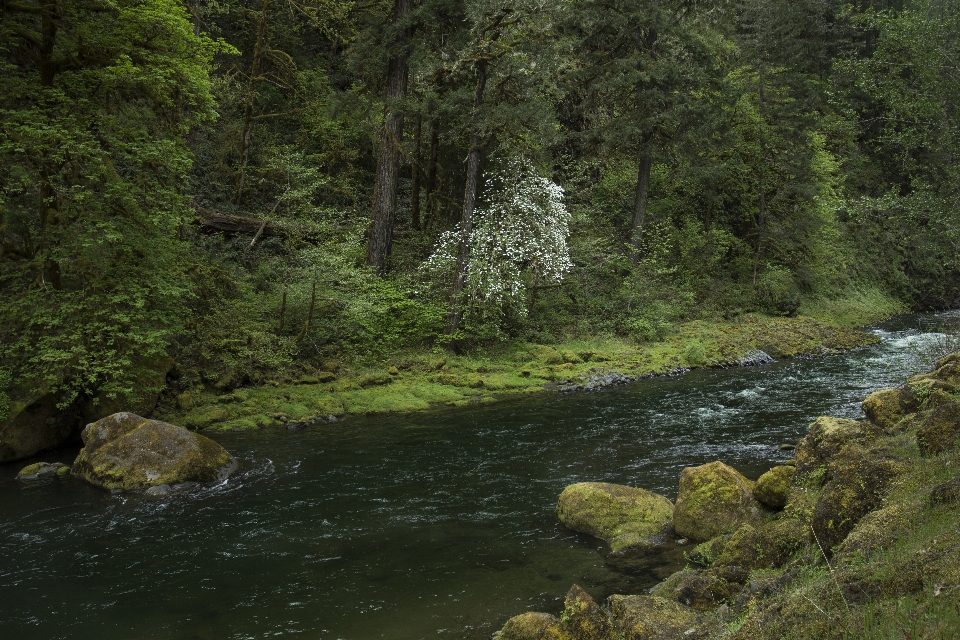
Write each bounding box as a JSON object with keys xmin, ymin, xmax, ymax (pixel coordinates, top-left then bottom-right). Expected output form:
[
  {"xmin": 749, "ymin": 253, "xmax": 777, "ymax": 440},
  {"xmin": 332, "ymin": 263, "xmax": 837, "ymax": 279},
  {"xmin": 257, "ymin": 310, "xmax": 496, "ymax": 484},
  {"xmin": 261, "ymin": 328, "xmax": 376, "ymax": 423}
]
[{"xmin": 756, "ymin": 266, "xmax": 801, "ymax": 316}]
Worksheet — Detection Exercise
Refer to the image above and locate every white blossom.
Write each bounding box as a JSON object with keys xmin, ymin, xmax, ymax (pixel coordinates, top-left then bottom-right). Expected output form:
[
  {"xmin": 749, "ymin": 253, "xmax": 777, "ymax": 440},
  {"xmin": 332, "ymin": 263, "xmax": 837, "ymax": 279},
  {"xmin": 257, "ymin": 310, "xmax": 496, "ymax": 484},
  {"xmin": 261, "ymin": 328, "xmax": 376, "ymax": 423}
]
[{"xmin": 422, "ymin": 156, "xmax": 572, "ymax": 316}]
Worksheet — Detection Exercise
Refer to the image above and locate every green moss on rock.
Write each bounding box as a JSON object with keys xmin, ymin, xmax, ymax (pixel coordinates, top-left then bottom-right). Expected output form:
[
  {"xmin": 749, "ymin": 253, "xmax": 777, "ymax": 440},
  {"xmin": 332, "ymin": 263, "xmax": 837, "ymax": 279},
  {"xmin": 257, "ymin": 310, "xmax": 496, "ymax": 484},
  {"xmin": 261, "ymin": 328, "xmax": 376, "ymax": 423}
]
[
  {"xmin": 862, "ymin": 388, "xmax": 911, "ymax": 431},
  {"xmin": 811, "ymin": 444, "xmax": 909, "ymax": 552},
  {"xmin": 556, "ymin": 482, "xmax": 673, "ymax": 553},
  {"xmin": 916, "ymin": 403, "xmax": 960, "ymax": 456},
  {"xmin": 560, "ymin": 584, "xmax": 614, "ymax": 640},
  {"xmin": 794, "ymin": 416, "xmax": 880, "ymax": 481},
  {"xmin": 72, "ymin": 412, "xmax": 236, "ymax": 491},
  {"xmin": 16, "ymin": 461, "xmax": 67, "ymax": 479},
  {"xmin": 649, "ymin": 569, "xmax": 698, "ymax": 599},
  {"xmin": 496, "ymin": 612, "xmax": 566, "ymax": 640},
  {"xmin": 672, "ymin": 461, "xmax": 763, "ymax": 542},
  {"xmin": 754, "ymin": 465, "xmax": 795, "ymax": 509},
  {"xmin": 923, "ymin": 389, "xmax": 957, "ymax": 411},
  {"xmin": 606, "ymin": 594, "xmax": 699, "ymax": 640},
  {"xmin": 672, "ymin": 571, "xmax": 742, "ymax": 611},
  {"xmin": 689, "ymin": 534, "xmax": 732, "ymax": 567}
]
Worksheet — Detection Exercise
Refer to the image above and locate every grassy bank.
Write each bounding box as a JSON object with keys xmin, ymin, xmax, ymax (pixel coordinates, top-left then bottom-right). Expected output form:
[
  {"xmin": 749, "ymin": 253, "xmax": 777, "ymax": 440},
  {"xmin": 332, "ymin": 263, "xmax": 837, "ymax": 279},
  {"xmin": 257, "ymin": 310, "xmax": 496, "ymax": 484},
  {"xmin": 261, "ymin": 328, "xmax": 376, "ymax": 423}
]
[{"xmin": 157, "ymin": 293, "xmax": 904, "ymax": 432}]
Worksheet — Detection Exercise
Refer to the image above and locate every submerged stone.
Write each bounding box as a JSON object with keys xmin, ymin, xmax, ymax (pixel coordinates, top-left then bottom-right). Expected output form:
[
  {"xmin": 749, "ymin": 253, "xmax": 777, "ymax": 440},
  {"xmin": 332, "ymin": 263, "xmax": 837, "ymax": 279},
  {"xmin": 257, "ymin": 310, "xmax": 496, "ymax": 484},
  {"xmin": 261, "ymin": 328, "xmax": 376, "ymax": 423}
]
[
  {"xmin": 72, "ymin": 412, "xmax": 236, "ymax": 491},
  {"xmin": 556, "ymin": 482, "xmax": 673, "ymax": 553},
  {"xmin": 672, "ymin": 461, "xmax": 763, "ymax": 542}
]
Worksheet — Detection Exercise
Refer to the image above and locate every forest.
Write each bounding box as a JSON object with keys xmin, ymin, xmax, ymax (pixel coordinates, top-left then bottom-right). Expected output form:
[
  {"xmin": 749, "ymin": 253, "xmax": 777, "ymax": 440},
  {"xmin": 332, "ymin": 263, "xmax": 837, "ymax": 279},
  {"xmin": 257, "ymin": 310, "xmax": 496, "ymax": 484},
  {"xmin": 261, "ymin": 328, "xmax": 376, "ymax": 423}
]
[{"xmin": 1, "ymin": 0, "xmax": 959, "ymax": 419}]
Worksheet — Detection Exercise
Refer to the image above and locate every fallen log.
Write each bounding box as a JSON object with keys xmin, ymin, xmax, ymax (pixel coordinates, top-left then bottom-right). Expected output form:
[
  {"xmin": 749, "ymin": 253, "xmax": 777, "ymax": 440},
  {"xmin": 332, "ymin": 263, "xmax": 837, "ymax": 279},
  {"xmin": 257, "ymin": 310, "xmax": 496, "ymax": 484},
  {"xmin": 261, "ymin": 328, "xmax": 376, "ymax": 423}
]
[{"xmin": 197, "ymin": 209, "xmax": 281, "ymax": 238}]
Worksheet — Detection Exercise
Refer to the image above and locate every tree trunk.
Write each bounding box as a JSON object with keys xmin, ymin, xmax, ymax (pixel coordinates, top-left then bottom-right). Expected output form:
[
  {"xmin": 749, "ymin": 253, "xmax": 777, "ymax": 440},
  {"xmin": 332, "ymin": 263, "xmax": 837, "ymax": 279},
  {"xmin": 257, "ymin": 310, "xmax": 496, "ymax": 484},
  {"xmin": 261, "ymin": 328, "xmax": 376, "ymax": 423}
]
[
  {"xmin": 630, "ymin": 12, "xmax": 658, "ymax": 260},
  {"xmin": 411, "ymin": 116, "xmax": 422, "ymax": 230},
  {"xmin": 38, "ymin": 0, "xmax": 62, "ymax": 288},
  {"xmin": 630, "ymin": 139, "xmax": 653, "ymax": 255},
  {"xmin": 424, "ymin": 117, "xmax": 441, "ymax": 227},
  {"xmin": 753, "ymin": 66, "xmax": 769, "ymax": 286},
  {"xmin": 446, "ymin": 61, "xmax": 489, "ymax": 336},
  {"xmin": 234, "ymin": 0, "xmax": 271, "ymax": 207},
  {"xmin": 366, "ymin": 0, "xmax": 413, "ymax": 271}
]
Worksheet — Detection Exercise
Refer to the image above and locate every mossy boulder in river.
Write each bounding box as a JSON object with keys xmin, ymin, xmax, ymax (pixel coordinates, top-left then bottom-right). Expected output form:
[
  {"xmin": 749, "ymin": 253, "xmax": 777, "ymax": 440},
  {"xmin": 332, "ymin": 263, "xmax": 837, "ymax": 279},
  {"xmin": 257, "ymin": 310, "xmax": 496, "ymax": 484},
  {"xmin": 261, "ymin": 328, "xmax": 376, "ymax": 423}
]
[
  {"xmin": 672, "ymin": 461, "xmax": 763, "ymax": 542},
  {"xmin": 753, "ymin": 465, "xmax": 795, "ymax": 509},
  {"xmin": 72, "ymin": 412, "xmax": 236, "ymax": 491},
  {"xmin": 556, "ymin": 482, "xmax": 673, "ymax": 553}
]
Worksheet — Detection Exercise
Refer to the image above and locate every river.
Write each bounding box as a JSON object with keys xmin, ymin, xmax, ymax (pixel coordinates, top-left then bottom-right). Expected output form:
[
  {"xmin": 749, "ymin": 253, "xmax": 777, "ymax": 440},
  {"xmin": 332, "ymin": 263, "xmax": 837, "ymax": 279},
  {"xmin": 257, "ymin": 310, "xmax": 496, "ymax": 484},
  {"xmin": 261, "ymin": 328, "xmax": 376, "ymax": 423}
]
[{"xmin": 1, "ymin": 312, "xmax": 957, "ymax": 639}]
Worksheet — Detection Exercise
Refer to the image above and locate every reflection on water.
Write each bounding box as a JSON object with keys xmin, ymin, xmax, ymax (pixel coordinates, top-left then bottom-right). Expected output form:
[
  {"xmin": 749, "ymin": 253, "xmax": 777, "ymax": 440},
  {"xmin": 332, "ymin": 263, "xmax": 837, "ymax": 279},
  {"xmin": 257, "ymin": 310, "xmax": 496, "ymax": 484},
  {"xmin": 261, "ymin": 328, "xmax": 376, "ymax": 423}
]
[{"xmin": 1, "ymin": 312, "xmax": 957, "ymax": 639}]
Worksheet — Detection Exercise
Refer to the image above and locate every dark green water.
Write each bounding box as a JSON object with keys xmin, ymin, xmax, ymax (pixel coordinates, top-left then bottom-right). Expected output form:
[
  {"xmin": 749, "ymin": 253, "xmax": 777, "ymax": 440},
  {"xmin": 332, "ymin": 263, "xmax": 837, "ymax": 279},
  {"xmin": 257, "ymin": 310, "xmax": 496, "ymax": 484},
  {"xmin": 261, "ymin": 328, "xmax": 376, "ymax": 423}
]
[{"xmin": 2, "ymin": 312, "xmax": 957, "ymax": 640}]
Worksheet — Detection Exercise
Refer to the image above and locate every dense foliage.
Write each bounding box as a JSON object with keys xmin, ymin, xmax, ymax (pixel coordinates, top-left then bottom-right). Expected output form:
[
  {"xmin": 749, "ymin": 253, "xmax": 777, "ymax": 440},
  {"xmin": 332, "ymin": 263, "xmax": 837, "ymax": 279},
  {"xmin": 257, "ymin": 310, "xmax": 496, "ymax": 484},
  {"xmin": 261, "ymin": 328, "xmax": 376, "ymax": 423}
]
[{"xmin": 1, "ymin": 0, "xmax": 958, "ymax": 405}]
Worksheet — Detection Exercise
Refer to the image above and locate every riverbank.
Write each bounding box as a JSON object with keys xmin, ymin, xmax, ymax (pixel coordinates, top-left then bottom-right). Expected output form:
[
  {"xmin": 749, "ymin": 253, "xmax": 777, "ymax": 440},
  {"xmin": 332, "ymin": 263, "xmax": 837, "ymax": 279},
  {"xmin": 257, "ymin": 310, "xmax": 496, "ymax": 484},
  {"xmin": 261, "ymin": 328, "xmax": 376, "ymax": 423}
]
[
  {"xmin": 158, "ymin": 301, "xmax": 899, "ymax": 432},
  {"xmin": 495, "ymin": 351, "xmax": 960, "ymax": 640}
]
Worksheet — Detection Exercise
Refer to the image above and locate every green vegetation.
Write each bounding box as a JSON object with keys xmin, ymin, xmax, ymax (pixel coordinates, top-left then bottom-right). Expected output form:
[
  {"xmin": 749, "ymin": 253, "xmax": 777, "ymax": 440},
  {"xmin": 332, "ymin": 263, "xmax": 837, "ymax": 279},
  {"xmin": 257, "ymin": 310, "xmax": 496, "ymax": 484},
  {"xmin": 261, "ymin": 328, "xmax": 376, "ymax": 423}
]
[
  {"xmin": 0, "ymin": 0, "xmax": 957, "ymax": 431},
  {"xmin": 495, "ymin": 352, "xmax": 960, "ymax": 640}
]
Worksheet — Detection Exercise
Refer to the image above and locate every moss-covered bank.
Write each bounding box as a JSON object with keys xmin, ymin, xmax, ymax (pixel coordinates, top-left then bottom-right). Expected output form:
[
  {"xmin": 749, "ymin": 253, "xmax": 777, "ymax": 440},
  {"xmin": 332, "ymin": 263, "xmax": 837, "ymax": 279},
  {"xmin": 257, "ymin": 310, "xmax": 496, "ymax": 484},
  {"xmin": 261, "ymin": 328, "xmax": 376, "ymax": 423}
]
[
  {"xmin": 494, "ymin": 352, "xmax": 960, "ymax": 640},
  {"xmin": 157, "ymin": 310, "xmax": 889, "ymax": 433}
]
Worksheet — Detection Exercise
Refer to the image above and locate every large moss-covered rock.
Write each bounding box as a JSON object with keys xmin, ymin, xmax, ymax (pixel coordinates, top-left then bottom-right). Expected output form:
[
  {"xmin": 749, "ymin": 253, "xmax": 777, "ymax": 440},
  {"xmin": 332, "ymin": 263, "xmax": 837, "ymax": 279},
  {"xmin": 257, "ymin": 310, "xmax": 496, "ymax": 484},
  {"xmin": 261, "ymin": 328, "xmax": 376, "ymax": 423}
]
[
  {"xmin": 556, "ymin": 482, "xmax": 673, "ymax": 552},
  {"xmin": 916, "ymin": 402, "xmax": 960, "ymax": 456},
  {"xmin": 607, "ymin": 595, "xmax": 699, "ymax": 640},
  {"xmin": 496, "ymin": 612, "xmax": 566, "ymax": 640},
  {"xmin": 794, "ymin": 417, "xmax": 880, "ymax": 481},
  {"xmin": 753, "ymin": 465, "xmax": 795, "ymax": 509},
  {"xmin": 72, "ymin": 412, "xmax": 236, "ymax": 490},
  {"xmin": 811, "ymin": 444, "xmax": 909, "ymax": 552},
  {"xmin": 672, "ymin": 462, "xmax": 763, "ymax": 542},
  {"xmin": 862, "ymin": 388, "xmax": 912, "ymax": 431},
  {"xmin": 0, "ymin": 389, "xmax": 83, "ymax": 463},
  {"xmin": 560, "ymin": 585, "xmax": 614, "ymax": 640}
]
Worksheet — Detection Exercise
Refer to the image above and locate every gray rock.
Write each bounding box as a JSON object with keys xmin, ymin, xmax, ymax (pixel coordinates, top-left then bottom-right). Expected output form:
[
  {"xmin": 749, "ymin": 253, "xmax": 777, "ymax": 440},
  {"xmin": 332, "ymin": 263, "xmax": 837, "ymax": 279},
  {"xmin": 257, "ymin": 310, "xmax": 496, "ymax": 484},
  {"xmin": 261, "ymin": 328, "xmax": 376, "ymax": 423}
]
[
  {"xmin": 144, "ymin": 484, "xmax": 172, "ymax": 496},
  {"xmin": 738, "ymin": 350, "xmax": 775, "ymax": 367},
  {"xmin": 72, "ymin": 412, "xmax": 236, "ymax": 491}
]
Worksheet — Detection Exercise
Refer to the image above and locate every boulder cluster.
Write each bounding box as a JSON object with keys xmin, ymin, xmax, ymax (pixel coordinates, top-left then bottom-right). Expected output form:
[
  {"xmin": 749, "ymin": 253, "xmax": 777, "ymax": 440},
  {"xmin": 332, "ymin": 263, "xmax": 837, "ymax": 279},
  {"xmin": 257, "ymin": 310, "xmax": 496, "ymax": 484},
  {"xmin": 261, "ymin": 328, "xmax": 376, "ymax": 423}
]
[
  {"xmin": 496, "ymin": 352, "xmax": 960, "ymax": 640},
  {"xmin": 16, "ymin": 412, "xmax": 236, "ymax": 492}
]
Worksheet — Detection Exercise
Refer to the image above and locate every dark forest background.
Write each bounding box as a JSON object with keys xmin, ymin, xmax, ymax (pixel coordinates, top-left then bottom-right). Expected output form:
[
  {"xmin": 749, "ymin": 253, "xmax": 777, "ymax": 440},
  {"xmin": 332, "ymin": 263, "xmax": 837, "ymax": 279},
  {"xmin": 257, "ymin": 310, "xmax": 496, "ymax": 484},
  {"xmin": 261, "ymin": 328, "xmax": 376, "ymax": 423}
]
[{"xmin": 2, "ymin": 0, "xmax": 959, "ymax": 411}]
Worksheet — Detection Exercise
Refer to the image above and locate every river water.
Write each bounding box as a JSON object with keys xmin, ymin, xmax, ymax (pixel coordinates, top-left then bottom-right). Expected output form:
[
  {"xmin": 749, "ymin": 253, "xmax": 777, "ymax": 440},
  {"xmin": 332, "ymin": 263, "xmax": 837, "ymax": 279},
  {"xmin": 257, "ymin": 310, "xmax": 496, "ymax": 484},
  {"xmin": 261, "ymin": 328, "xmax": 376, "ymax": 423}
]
[{"xmin": 2, "ymin": 312, "xmax": 958, "ymax": 640}]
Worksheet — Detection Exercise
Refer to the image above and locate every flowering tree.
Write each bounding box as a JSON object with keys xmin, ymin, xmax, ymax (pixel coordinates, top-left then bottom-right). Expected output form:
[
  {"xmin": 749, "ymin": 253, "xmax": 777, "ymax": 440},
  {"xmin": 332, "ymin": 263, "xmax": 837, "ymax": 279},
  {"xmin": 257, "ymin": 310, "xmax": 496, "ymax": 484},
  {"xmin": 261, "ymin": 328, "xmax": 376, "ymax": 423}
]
[{"xmin": 423, "ymin": 156, "xmax": 572, "ymax": 323}]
